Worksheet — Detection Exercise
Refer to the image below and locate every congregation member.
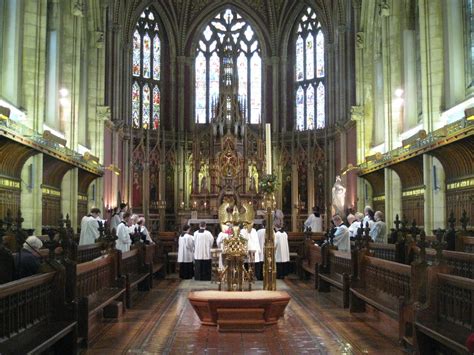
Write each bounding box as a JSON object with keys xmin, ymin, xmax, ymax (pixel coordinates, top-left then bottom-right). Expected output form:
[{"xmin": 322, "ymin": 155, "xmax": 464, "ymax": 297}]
[
  {"xmin": 347, "ymin": 213, "xmax": 359, "ymax": 239},
  {"xmin": 119, "ymin": 202, "xmax": 128, "ymax": 219},
  {"xmin": 216, "ymin": 223, "xmax": 232, "ymax": 269},
  {"xmin": 362, "ymin": 206, "xmax": 375, "ymax": 230},
  {"xmin": 110, "ymin": 207, "xmax": 121, "ymax": 231},
  {"xmin": 14, "ymin": 236, "xmax": 43, "ymax": 279},
  {"xmin": 178, "ymin": 224, "xmax": 194, "ymax": 279},
  {"xmin": 304, "ymin": 206, "xmax": 323, "ymax": 233},
  {"xmin": 274, "ymin": 223, "xmax": 290, "ymax": 279},
  {"xmin": 332, "ymin": 215, "xmax": 350, "ymax": 252},
  {"xmin": 256, "ymin": 221, "xmax": 266, "ymax": 280},
  {"xmin": 79, "ymin": 208, "xmax": 101, "ymax": 245},
  {"xmin": 241, "ymin": 223, "xmax": 262, "ymax": 276},
  {"xmin": 137, "ymin": 217, "xmax": 154, "ymax": 244},
  {"xmin": 370, "ymin": 211, "xmax": 387, "ymax": 243},
  {"xmin": 116, "ymin": 212, "xmax": 132, "ymax": 252},
  {"xmin": 193, "ymin": 221, "xmax": 214, "ymax": 281}
]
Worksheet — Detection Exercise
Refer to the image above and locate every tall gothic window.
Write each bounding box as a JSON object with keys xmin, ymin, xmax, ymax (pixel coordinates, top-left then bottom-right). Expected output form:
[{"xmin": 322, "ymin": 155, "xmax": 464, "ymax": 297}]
[
  {"xmin": 295, "ymin": 7, "xmax": 325, "ymax": 130},
  {"xmin": 131, "ymin": 7, "xmax": 161, "ymax": 129},
  {"xmin": 195, "ymin": 8, "xmax": 262, "ymax": 124},
  {"xmin": 465, "ymin": 0, "xmax": 474, "ymax": 89}
]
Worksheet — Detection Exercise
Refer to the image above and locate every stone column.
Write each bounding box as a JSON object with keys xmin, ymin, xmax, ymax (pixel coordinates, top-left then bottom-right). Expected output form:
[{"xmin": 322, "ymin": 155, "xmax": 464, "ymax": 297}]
[
  {"xmin": 20, "ymin": 155, "xmax": 43, "ymax": 233},
  {"xmin": 291, "ymin": 162, "xmax": 298, "ymax": 231},
  {"xmin": 385, "ymin": 168, "xmax": 402, "ymax": 229},
  {"xmin": 61, "ymin": 168, "xmax": 78, "ymax": 230},
  {"xmin": 271, "ymin": 56, "xmax": 280, "ymax": 131}
]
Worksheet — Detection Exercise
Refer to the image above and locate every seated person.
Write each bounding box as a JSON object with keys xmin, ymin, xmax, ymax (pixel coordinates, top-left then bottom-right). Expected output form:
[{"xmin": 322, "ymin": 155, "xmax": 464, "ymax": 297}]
[
  {"xmin": 332, "ymin": 215, "xmax": 350, "ymax": 252},
  {"xmin": 369, "ymin": 211, "xmax": 387, "ymax": 243},
  {"xmin": 14, "ymin": 236, "xmax": 43, "ymax": 279}
]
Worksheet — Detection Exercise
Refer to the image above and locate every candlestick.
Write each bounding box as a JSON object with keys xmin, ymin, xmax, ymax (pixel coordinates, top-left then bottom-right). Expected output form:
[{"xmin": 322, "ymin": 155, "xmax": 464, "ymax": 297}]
[{"xmin": 265, "ymin": 123, "xmax": 272, "ymax": 174}]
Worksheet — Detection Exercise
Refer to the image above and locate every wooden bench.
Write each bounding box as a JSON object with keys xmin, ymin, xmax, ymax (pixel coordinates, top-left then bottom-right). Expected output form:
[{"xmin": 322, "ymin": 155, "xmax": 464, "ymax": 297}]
[
  {"xmin": 415, "ymin": 273, "xmax": 474, "ymax": 354},
  {"xmin": 143, "ymin": 243, "xmax": 165, "ymax": 288},
  {"xmin": 76, "ymin": 253, "xmax": 126, "ymax": 346},
  {"xmin": 77, "ymin": 243, "xmax": 103, "ymax": 263},
  {"xmin": 369, "ymin": 242, "xmax": 397, "ymax": 262},
  {"xmin": 318, "ymin": 248, "xmax": 353, "ymax": 308},
  {"xmin": 426, "ymin": 249, "xmax": 474, "ymax": 279},
  {"xmin": 0, "ymin": 272, "xmax": 77, "ymax": 354},
  {"xmin": 301, "ymin": 240, "xmax": 323, "ymax": 289},
  {"xmin": 350, "ymin": 254, "xmax": 412, "ymax": 342},
  {"xmin": 119, "ymin": 248, "xmax": 151, "ymax": 308},
  {"xmin": 457, "ymin": 235, "xmax": 474, "ymax": 253}
]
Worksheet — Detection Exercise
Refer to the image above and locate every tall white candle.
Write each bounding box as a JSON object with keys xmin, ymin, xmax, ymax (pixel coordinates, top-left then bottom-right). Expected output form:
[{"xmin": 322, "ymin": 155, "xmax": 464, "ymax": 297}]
[{"xmin": 265, "ymin": 123, "xmax": 272, "ymax": 174}]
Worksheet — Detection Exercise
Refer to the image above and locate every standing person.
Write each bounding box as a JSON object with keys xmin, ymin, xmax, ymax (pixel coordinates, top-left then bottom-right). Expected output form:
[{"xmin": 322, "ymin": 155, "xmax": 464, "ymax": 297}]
[
  {"xmin": 370, "ymin": 211, "xmax": 388, "ymax": 243},
  {"xmin": 332, "ymin": 215, "xmax": 350, "ymax": 252},
  {"xmin": 128, "ymin": 214, "xmax": 140, "ymax": 243},
  {"xmin": 14, "ymin": 236, "xmax": 43, "ymax": 279},
  {"xmin": 116, "ymin": 212, "xmax": 132, "ymax": 252},
  {"xmin": 256, "ymin": 221, "xmax": 266, "ymax": 280},
  {"xmin": 193, "ymin": 222, "xmax": 214, "ymax": 281},
  {"xmin": 79, "ymin": 208, "xmax": 101, "ymax": 245},
  {"xmin": 119, "ymin": 203, "xmax": 128, "ymax": 220},
  {"xmin": 304, "ymin": 206, "xmax": 323, "ymax": 233},
  {"xmin": 178, "ymin": 225, "xmax": 194, "ymax": 279},
  {"xmin": 241, "ymin": 223, "xmax": 261, "ymax": 277},
  {"xmin": 362, "ymin": 206, "xmax": 375, "ymax": 229},
  {"xmin": 347, "ymin": 213, "xmax": 360, "ymax": 239},
  {"xmin": 137, "ymin": 217, "xmax": 154, "ymax": 244},
  {"xmin": 274, "ymin": 223, "xmax": 290, "ymax": 279},
  {"xmin": 110, "ymin": 207, "xmax": 121, "ymax": 232},
  {"xmin": 216, "ymin": 224, "xmax": 232, "ymax": 269}
]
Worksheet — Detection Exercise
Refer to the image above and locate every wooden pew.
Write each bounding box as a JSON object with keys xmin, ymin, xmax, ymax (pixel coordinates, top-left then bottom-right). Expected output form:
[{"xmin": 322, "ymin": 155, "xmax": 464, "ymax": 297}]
[
  {"xmin": 426, "ymin": 249, "xmax": 474, "ymax": 279},
  {"xmin": 415, "ymin": 273, "xmax": 474, "ymax": 354},
  {"xmin": 318, "ymin": 248, "xmax": 353, "ymax": 308},
  {"xmin": 350, "ymin": 254, "xmax": 412, "ymax": 342},
  {"xmin": 157, "ymin": 231, "xmax": 178, "ymax": 273},
  {"xmin": 143, "ymin": 243, "xmax": 165, "ymax": 288},
  {"xmin": 76, "ymin": 253, "xmax": 126, "ymax": 346},
  {"xmin": 119, "ymin": 248, "xmax": 151, "ymax": 308},
  {"xmin": 457, "ymin": 235, "xmax": 474, "ymax": 253},
  {"xmin": 368, "ymin": 242, "xmax": 397, "ymax": 262},
  {"xmin": 300, "ymin": 240, "xmax": 323, "ymax": 289},
  {"xmin": 77, "ymin": 243, "xmax": 103, "ymax": 263},
  {"xmin": 0, "ymin": 272, "xmax": 77, "ymax": 354}
]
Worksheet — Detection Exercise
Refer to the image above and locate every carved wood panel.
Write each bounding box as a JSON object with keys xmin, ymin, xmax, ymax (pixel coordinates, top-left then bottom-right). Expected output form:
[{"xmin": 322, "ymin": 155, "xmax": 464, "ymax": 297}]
[
  {"xmin": 0, "ymin": 186, "xmax": 20, "ymax": 218},
  {"xmin": 446, "ymin": 187, "xmax": 473, "ymax": 228},
  {"xmin": 42, "ymin": 194, "xmax": 61, "ymax": 227},
  {"xmin": 402, "ymin": 195, "xmax": 424, "ymax": 226}
]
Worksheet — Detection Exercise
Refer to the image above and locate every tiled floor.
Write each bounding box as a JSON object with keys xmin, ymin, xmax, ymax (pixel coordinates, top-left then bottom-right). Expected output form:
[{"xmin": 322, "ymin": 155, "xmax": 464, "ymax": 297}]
[{"xmin": 85, "ymin": 276, "xmax": 405, "ymax": 354}]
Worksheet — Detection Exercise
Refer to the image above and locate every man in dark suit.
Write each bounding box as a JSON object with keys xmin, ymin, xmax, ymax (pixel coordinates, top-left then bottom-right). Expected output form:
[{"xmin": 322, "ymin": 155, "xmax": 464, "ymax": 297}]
[{"xmin": 14, "ymin": 236, "xmax": 43, "ymax": 279}]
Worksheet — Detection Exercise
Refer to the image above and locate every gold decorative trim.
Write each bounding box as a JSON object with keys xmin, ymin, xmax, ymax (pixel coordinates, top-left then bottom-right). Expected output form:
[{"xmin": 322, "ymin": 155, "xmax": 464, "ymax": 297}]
[
  {"xmin": 402, "ymin": 188, "xmax": 425, "ymax": 197},
  {"xmin": 447, "ymin": 178, "xmax": 474, "ymax": 190},
  {"xmin": 0, "ymin": 177, "xmax": 20, "ymax": 189},
  {"xmin": 78, "ymin": 194, "xmax": 88, "ymax": 201},
  {"xmin": 373, "ymin": 195, "xmax": 385, "ymax": 202},
  {"xmin": 42, "ymin": 187, "xmax": 61, "ymax": 197}
]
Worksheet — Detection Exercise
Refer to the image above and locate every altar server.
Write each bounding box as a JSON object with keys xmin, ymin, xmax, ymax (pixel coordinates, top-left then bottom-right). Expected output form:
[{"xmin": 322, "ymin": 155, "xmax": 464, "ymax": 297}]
[
  {"xmin": 79, "ymin": 208, "xmax": 101, "ymax": 245},
  {"xmin": 304, "ymin": 206, "xmax": 323, "ymax": 233},
  {"xmin": 332, "ymin": 214, "xmax": 350, "ymax": 252},
  {"xmin": 116, "ymin": 212, "xmax": 132, "ymax": 252},
  {"xmin": 274, "ymin": 224, "xmax": 290, "ymax": 279},
  {"xmin": 256, "ymin": 221, "xmax": 266, "ymax": 280},
  {"xmin": 178, "ymin": 224, "xmax": 194, "ymax": 279},
  {"xmin": 110, "ymin": 207, "xmax": 121, "ymax": 232},
  {"xmin": 216, "ymin": 224, "xmax": 232, "ymax": 269},
  {"xmin": 193, "ymin": 222, "xmax": 214, "ymax": 281},
  {"xmin": 241, "ymin": 224, "xmax": 261, "ymax": 277}
]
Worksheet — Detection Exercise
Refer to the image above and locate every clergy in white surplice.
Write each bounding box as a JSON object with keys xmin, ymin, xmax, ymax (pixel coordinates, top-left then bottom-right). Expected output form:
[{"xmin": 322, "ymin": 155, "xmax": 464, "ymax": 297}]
[
  {"xmin": 193, "ymin": 222, "xmax": 214, "ymax": 281},
  {"xmin": 79, "ymin": 208, "xmax": 101, "ymax": 246},
  {"xmin": 241, "ymin": 225, "xmax": 261, "ymax": 278},
  {"xmin": 216, "ymin": 224, "xmax": 232, "ymax": 270},
  {"xmin": 116, "ymin": 212, "xmax": 132, "ymax": 252},
  {"xmin": 256, "ymin": 222, "xmax": 266, "ymax": 280},
  {"xmin": 178, "ymin": 224, "xmax": 194, "ymax": 279},
  {"xmin": 332, "ymin": 214, "xmax": 351, "ymax": 252},
  {"xmin": 274, "ymin": 225, "xmax": 290, "ymax": 279}
]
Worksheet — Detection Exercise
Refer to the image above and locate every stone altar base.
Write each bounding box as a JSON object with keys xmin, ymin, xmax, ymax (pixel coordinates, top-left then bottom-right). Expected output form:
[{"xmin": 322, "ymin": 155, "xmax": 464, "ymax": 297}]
[{"xmin": 188, "ymin": 290, "xmax": 291, "ymax": 332}]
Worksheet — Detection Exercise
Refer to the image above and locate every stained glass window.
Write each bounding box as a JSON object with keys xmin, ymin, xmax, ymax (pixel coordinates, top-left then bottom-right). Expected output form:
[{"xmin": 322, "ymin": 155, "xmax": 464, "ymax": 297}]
[
  {"xmin": 195, "ymin": 8, "xmax": 261, "ymax": 124},
  {"xmin": 131, "ymin": 7, "xmax": 161, "ymax": 129},
  {"xmin": 295, "ymin": 7, "xmax": 325, "ymax": 130}
]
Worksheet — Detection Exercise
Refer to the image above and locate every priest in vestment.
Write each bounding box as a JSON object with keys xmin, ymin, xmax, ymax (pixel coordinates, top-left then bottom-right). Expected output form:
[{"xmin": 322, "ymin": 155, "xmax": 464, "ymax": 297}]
[
  {"xmin": 178, "ymin": 224, "xmax": 194, "ymax": 279},
  {"xmin": 332, "ymin": 215, "xmax": 350, "ymax": 252},
  {"xmin": 275, "ymin": 224, "xmax": 290, "ymax": 279},
  {"xmin": 79, "ymin": 208, "xmax": 101, "ymax": 245},
  {"xmin": 241, "ymin": 224, "xmax": 261, "ymax": 275},
  {"xmin": 216, "ymin": 224, "xmax": 232, "ymax": 269},
  {"xmin": 256, "ymin": 221, "xmax": 266, "ymax": 280},
  {"xmin": 193, "ymin": 222, "xmax": 214, "ymax": 281}
]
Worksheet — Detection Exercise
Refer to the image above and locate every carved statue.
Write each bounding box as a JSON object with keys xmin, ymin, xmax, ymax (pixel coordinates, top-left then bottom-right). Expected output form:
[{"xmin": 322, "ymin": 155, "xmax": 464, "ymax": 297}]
[{"xmin": 331, "ymin": 175, "xmax": 346, "ymax": 217}]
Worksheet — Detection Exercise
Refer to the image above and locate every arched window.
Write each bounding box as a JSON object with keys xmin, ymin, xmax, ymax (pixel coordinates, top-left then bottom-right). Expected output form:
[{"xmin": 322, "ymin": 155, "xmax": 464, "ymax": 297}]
[
  {"xmin": 131, "ymin": 7, "xmax": 161, "ymax": 129},
  {"xmin": 195, "ymin": 8, "xmax": 262, "ymax": 124},
  {"xmin": 295, "ymin": 7, "xmax": 325, "ymax": 130}
]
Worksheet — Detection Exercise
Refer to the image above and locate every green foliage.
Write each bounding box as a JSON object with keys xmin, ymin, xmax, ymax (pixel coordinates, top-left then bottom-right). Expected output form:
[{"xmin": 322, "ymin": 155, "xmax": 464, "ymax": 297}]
[{"xmin": 258, "ymin": 174, "xmax": 278, "ymax": 194}]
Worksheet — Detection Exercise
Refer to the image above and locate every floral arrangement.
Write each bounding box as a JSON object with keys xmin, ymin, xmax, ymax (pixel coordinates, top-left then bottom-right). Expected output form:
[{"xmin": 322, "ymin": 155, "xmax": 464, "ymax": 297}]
[{"xmin": 259, "ymin": 174, "xmax": 278, "ymax": 194}]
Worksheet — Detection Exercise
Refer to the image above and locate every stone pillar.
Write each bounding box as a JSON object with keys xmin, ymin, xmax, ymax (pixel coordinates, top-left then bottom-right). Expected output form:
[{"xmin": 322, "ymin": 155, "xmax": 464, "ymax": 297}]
[
  {"xmin": 271, "ymin": 56, "xmax": 280, "ymax": 131},
  {"xmin": 307, "ymin": 162, "xmax": 315, "ymax": 213},
  {"xmin": 61, "ymin": 168, "xmax": 78, "ymax": 230},
  {"xmin": 20, "ymin": 155, "xmax": 43, "ymax": 234},
  {"xmin": 291, "ymin": 162, "xmax": 298, "ymax": 231},
  {"xmin": 385, "ymin": 168, "xmax": 402, "ymax": 229}
]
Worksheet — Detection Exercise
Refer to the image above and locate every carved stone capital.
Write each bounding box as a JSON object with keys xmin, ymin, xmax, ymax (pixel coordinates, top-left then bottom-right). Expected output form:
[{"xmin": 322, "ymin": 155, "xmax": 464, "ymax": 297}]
[
  {"xmin": 379, "ymin": 1, "xmax": 390, "ymax": 17},
  {"xmin": 97, "ymin": 105, "xmax": 111, "ymax": 121},
  {"xmin": 350, "ymin": 105, "xmax": 365, "ymax": 122},
  {"xmin": 94, "ymin": 31, "xmax": 104, "ymax": 48},
  {"xmin": 72, "ymin": 0, "xmax": 85, "ymax": 17}
]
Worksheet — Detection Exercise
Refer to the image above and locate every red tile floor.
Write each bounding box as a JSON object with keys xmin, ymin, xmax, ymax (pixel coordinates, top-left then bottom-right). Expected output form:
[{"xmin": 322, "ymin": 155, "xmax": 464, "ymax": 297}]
[{"xmin": 84, "ymin": 277, "xmax": 405, "ymax": 354}]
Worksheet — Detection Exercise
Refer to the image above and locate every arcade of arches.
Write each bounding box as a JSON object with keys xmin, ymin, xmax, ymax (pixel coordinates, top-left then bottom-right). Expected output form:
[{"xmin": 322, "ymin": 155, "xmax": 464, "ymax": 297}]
[{"xmin": 0, "ymin": 0, "xmax": 473, "ymax": 354}]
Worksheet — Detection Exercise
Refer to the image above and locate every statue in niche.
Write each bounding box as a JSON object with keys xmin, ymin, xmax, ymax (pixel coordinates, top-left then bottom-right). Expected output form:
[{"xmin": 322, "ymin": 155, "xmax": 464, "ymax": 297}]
[
  {"xmin": 331, "ymin": 175, "xmax": 346, "ymax": 217},
  {"xmin": 249, "ymin": 175, "xmax": 256, "ymax": 193},
  {"xmin": 150, "ymin": 173, "xmax": 157, "ymax": 203},
  {"xmin": 200, "ymin": 176, "xmax": 209, "ymax": 194},
  {"xmin": 132, "ymin": 172, "xmax": 142, "ymax": 207}
]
